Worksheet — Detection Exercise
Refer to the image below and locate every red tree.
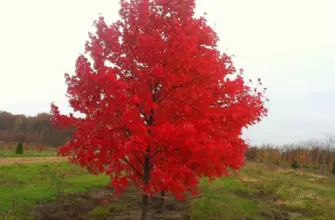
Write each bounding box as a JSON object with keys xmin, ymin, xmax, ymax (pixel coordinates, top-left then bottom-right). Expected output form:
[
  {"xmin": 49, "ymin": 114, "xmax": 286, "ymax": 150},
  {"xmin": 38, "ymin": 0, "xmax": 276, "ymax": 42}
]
[{"xmin": 51, "ymin": 0, "xmax": 267, "ymax": 219}]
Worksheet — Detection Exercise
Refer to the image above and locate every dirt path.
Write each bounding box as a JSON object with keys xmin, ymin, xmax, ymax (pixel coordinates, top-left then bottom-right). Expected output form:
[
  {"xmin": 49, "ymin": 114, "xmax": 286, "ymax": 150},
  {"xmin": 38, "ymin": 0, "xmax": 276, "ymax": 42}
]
[{"xmin": 0, "ymin": 156, "xmax": 67, "ymax": 165}]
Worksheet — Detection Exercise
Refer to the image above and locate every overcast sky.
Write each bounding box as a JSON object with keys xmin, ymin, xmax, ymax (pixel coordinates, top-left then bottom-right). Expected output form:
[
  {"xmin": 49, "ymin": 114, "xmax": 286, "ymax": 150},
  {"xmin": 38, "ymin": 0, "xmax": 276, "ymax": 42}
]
[{"xmin": 1, "ymin": 0, "xmax": 335, "ymax": 145}]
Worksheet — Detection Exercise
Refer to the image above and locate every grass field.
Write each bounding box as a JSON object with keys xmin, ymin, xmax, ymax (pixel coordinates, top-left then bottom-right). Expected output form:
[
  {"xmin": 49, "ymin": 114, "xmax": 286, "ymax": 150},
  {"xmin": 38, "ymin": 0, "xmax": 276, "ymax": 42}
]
[
  {"xmin": 1, "ymin": 160, "xmax": 335, "ymax": 219},
  {"xmin": 0, "ymin": 148, "xmax": 57, "ymax": 158}
]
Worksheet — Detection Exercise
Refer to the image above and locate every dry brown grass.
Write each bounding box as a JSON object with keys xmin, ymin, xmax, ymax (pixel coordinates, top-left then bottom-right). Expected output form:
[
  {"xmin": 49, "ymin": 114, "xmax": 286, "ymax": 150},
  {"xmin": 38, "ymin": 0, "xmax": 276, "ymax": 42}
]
[{"xmin": 0, "ymin": 156, "xmax": 67, "ymax": 165}]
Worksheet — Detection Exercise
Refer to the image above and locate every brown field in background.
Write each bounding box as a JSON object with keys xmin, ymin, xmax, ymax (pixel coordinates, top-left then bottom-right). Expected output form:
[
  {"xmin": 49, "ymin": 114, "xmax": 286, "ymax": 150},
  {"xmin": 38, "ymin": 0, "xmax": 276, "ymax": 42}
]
[
  {"xmin": 246, "ymin": 139, "xmax": 335, "ymax": 175},
  {"xmin": 0, "ymin": 156, "xmax": 67, "ymax": 165}
]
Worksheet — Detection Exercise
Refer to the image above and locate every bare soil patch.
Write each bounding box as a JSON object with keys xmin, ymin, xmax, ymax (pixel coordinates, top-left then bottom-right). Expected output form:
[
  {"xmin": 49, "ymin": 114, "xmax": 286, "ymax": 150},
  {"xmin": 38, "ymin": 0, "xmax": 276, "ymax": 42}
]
[
  {"xmin": 0, "ymin": 157, "xmax": 67, "ymax": 165},
  {"xmin": 32, "ymin": 187, "xmax": 191, "ymax": 220}
]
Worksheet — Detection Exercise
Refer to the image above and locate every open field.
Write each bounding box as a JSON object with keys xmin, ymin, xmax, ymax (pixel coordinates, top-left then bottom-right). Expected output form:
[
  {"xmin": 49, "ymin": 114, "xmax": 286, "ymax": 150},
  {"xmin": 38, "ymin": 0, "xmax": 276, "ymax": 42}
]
[
  {"xmin": 0, "ymin": 156, "xmax": 66, "ymax": 165},
  {"xmin": 0, "ymin": 147, "xmax": 57, "ymax": 158},
  {"xmin": 1, "ymin": 160, "xmax": 335, "ymax": 219}
]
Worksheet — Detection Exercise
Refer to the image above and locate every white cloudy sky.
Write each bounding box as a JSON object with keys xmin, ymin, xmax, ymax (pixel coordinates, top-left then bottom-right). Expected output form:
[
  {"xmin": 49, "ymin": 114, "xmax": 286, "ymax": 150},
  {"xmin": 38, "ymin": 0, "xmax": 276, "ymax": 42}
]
[{"xmin": 0, "ymin": 0, "xmax": 335, "ymax": 145}]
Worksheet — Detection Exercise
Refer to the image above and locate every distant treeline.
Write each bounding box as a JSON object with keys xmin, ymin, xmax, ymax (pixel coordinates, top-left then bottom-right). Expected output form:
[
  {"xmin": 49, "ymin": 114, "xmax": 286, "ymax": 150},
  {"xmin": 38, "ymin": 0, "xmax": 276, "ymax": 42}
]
[
  {"xmin": 246, "ymin": 136, "xmax": 335, "ymax": 175},
  {"xmin": 0, "ymin": 111, "xmax": 71, "ymax": 146}
]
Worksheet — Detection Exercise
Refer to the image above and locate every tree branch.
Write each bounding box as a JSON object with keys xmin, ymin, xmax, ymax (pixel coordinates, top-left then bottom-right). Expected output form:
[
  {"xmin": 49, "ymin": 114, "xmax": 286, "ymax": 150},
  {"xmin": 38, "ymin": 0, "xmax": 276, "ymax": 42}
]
[{"xmin": 122, "ymin": 158, "xmax": 142, "ymax": 177}]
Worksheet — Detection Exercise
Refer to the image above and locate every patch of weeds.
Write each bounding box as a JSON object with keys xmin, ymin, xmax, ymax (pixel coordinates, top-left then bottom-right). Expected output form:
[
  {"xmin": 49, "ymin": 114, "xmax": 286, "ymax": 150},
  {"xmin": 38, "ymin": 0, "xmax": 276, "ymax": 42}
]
[
  {"xmin": 88, "ymin": 203, "xmax": 128, "ymax": 218},
  {"xmin": 276, "ymin": 181, "xmax": 300, "ymax": 201},
  {"xmin": 0, "ymin": 201, "xmax": 34, "ymax": 220}
]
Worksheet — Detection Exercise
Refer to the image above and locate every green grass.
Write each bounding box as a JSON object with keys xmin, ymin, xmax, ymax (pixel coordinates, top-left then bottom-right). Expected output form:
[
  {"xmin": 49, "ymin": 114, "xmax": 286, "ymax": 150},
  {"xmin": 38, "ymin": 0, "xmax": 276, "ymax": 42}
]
[
  {"xmin": 1, "ymin": 161, "xmax": 335, "ymax": 219},
  {"xmin": 88, "ymin": 203, "xmax": 128, "ymax": 219},
  {"xmin": 189, "ymin": 162, "xmax": 335, "ymax": 220},
  {"xmin": 0, "ymin": 162, "xmax": 109, "ymax": 211},
  {"xmin": 0, "ymin": 148, "xmax": 57, "ymax": 158},
  {"xmin": 190, "ymin": 177, "xmax": 262, "ymax": 220}
]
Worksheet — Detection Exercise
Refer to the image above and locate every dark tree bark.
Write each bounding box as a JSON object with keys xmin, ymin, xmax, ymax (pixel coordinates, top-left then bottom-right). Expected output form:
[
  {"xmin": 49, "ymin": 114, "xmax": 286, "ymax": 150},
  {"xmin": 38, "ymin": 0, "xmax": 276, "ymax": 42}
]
[
  {"xmin": 140, "ymin": 156, "xmax": 151, "ymax": 220},
  {"xmin": 159, "ymin": 190, "xmax": 165, "ymax": 213}
]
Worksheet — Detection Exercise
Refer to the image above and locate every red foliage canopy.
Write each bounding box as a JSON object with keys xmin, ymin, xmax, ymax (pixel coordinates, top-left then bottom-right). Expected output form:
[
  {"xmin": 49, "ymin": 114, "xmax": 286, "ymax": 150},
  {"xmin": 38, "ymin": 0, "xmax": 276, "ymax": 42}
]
[{"xmin": 51, "ymin": 0, "xmax": 267, "ymax": 199}]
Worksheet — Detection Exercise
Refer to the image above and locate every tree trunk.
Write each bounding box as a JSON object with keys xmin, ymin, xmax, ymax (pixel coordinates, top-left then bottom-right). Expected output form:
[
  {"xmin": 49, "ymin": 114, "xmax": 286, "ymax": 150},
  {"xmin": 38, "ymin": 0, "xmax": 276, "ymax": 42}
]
[
  {"xmin": 141, "ymin": 156, "xmax": 150, "ymax": 220},
  {"xmin": 140, "ymin": 193, "xmax": 149, "ymax": 220},
  {"xmin": 159, "ymin": 190, "xmax": 165, "ymax": 212}
]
